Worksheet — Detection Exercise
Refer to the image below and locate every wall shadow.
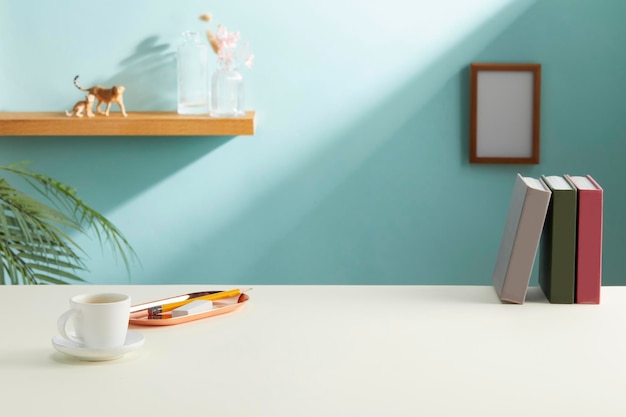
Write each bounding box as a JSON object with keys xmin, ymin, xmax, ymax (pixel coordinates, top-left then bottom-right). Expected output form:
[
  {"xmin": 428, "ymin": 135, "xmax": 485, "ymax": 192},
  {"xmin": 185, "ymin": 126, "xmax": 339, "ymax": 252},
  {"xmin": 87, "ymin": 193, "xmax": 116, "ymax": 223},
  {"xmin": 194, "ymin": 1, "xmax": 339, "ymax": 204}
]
[
  {"xmin": 0, "ymin": 134, "xmax": 235, "ymax": 213},
  {"xmin": 150, "ymin": 1, "xmax": 539, "ymax": 284},
  {"xmin": 115, "ymin": 35, "xmax": 178, "ymax": 111}
]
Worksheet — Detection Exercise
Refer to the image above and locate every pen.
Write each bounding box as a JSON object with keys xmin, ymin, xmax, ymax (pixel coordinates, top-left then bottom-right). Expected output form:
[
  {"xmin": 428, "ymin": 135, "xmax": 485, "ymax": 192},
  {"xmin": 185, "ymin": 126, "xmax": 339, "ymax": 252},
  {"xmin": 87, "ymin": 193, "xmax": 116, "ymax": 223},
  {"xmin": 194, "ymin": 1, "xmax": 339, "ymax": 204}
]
[{"xmin": 147, "ymin": 288, "xmax": 247, "ymax": 316}]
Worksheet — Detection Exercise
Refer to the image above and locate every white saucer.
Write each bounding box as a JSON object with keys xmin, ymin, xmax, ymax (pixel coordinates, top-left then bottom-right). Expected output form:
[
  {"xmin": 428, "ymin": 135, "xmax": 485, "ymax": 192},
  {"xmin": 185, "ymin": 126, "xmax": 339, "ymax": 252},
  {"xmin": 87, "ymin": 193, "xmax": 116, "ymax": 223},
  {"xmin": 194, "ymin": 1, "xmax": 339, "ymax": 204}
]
[{"xmin": 51, "ymin": 330, "xmax": 145, "ymax": 361}]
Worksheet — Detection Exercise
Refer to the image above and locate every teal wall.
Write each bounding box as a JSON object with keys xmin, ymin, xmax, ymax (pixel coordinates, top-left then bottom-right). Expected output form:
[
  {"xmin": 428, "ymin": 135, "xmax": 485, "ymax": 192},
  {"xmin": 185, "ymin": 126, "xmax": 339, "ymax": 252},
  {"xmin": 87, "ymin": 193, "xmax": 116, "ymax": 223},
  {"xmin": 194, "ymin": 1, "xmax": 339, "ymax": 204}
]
[{"xmin": 1, "ymin": 0, "xmax": 624, "ymax": 285}]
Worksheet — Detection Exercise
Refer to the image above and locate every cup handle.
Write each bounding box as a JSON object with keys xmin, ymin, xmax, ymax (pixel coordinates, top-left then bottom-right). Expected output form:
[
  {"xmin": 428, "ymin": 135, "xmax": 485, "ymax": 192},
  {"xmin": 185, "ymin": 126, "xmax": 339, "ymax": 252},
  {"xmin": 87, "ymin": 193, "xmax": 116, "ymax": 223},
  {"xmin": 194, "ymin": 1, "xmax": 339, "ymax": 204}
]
[{"xmin": 57, "ymin": 309, "xmax": 83, "ymax": 345}]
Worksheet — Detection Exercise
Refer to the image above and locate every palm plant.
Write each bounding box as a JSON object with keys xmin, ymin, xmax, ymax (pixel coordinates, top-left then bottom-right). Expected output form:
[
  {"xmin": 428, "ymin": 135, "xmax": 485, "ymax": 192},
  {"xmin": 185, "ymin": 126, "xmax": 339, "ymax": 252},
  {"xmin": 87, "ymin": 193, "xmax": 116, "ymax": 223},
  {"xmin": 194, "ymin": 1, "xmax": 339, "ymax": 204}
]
[{"xmin": 0, "ymin": 162, "xmax": 137, "ymax": 285}]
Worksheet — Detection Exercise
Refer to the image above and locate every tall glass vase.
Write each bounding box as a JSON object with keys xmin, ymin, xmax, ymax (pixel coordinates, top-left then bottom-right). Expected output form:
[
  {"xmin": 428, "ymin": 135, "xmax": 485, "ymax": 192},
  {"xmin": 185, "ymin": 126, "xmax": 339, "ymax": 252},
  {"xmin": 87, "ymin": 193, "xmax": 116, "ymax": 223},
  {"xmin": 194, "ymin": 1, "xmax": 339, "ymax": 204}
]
[
  {"xmin": 177, "ymin": 31, "xmax": 210, "ymax": 115},
  {"xmin": 210, "ymin": 67, "xmax": 244, "ymax": 117}
]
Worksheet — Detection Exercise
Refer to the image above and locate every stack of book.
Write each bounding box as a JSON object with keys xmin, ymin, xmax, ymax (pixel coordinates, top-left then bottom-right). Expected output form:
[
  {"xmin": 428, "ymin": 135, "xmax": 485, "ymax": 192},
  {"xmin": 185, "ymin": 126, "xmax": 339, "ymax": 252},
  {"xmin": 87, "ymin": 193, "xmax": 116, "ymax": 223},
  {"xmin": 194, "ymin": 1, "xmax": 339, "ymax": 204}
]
[{"xmin": 493, "ymin": 173, "xmax": 603, "ymax": 304}]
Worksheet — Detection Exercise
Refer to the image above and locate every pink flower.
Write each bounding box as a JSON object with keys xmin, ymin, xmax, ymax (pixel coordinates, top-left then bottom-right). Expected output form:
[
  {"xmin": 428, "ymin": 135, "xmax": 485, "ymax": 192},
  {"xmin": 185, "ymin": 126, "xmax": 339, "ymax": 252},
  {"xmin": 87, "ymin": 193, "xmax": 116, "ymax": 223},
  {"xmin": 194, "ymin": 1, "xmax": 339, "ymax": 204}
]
[
  {"xmin": 245, "ymin": 54, "xmax": 255, "ymax": 69},
  {"xmin": 215, "ymin": 25, "xmax": 240, "ymax": 50},
  {"xmin": 201, "ymin": 18, "xmax": 254, "ymax": 71}
]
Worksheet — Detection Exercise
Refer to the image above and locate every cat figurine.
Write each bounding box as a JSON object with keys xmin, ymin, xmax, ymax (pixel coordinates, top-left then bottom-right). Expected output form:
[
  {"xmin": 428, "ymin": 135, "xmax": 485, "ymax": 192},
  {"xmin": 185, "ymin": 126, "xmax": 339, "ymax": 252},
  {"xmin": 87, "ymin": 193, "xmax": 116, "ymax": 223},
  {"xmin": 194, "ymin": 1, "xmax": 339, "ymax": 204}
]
[
  {"xmin": 73, "ymin": 75, "xmax": 127, "ymax": 117},
  {"xmin": 65, "ymin": 93, "xmax": 95, "ymax": 118}
]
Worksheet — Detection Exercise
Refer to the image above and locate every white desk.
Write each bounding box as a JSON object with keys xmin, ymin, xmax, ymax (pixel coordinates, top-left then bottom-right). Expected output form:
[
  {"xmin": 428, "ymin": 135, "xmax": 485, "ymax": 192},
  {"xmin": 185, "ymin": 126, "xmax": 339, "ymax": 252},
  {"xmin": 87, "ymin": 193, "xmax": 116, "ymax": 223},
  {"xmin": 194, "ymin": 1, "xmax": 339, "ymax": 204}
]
[{"xmin": 1, "ymin": 285, "xmax": 625, "ymax": 416}]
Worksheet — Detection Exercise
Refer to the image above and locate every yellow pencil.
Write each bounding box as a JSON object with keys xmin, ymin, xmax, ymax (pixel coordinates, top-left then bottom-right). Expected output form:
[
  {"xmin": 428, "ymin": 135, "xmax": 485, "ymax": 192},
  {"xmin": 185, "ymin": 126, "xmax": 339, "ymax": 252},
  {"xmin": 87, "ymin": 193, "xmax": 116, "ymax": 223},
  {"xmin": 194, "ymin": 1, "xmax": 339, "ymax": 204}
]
[{"xmin": 147, "ymin": 288, "xmax": 246, "ymax": 316}]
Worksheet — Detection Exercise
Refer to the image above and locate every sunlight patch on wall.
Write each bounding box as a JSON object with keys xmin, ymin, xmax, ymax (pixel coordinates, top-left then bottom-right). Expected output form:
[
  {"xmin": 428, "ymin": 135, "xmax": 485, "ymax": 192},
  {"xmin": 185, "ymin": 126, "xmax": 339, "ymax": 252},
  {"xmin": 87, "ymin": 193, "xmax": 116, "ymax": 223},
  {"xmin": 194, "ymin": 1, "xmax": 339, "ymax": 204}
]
[{"xmin": 75, "ymin": 0, "xmax": 536, "ymax": 283}]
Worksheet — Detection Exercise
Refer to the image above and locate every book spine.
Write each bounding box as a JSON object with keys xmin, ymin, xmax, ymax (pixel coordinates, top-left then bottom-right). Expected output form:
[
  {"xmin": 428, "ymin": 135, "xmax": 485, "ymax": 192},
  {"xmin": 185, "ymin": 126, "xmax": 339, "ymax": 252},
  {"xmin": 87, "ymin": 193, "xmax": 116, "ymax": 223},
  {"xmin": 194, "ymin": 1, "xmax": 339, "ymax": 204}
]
[
  {"xmin": 539, "ymin": 177, "xmax": 577, "ymax": 304},
  {"xmin": 571, "ymin": 176, "xmax": 603, "ymax": 304}
]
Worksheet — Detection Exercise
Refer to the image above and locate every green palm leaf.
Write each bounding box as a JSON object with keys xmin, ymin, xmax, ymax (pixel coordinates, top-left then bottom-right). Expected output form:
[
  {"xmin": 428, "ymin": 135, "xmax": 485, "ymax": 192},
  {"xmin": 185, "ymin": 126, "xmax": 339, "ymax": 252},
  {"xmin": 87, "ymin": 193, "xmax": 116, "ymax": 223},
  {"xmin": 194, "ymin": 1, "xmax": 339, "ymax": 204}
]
[{"xmin": 0, "ymin": 162, "xmax": 137, "ymax": 285}]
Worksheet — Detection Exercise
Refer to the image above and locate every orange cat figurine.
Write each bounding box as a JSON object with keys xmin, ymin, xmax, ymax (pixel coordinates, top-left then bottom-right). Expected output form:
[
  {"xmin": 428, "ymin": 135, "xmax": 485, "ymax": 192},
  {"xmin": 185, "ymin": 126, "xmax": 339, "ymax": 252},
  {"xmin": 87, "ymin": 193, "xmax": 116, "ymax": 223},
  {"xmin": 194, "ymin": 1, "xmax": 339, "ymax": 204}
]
[
  {"xmin": 65, "ymin": 93, "xmax": 95, "ymax": 118},
  {"xmin": 73, "ymin": 75, "xmax": 127, "ymax": 117}
]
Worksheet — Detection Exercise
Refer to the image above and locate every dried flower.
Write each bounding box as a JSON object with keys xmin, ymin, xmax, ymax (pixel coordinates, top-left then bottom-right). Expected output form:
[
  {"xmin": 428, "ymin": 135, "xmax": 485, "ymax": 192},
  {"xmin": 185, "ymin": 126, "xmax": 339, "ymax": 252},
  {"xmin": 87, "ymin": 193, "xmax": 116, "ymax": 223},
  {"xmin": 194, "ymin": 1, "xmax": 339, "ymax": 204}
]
[
  {"xmin": 213, "ymin": 24, "xmax": 253, "ymax": 70},
  {"xmin": 245, "ymin": 54, "xmax": 255, "ymax": 69},
  {"xmin": 199, "ymin": 13, "xmax": 254, "ymax": 70},
  {"xmin": 206, "ymin": 29, "xmax": 220, "ymax": 54}
]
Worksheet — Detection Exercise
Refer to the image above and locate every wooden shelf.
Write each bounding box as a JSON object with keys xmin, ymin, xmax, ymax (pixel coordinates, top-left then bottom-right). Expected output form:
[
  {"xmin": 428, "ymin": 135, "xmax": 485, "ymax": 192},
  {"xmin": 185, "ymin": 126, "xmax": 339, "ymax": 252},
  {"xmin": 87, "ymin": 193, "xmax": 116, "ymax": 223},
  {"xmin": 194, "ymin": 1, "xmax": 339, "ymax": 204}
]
[{"xmin": 0, "ymin": 111, "xmax": 256, "ymax": 136}]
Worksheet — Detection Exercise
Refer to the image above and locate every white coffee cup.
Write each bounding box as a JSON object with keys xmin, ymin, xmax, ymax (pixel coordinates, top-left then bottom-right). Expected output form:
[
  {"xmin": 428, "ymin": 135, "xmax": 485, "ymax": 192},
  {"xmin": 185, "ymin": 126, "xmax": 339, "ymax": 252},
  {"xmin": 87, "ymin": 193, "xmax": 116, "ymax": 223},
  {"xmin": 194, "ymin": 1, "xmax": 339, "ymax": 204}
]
[{"xmin": 57, "ymin": 293, "xmax": 131, "ymax": 348}]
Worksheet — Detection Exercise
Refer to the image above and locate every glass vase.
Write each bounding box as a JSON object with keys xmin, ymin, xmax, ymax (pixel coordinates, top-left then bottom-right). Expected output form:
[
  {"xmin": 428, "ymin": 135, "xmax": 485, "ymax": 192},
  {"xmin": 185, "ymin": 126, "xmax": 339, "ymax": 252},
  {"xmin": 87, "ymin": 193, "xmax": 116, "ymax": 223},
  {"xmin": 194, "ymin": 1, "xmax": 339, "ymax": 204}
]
[
  {"xmin": 210, "ymin": 67, "xmax": 245, "ymax": 117},
  {"xmin": 177, "ymin": 31, "xmax": 210, "ymax": 115}
]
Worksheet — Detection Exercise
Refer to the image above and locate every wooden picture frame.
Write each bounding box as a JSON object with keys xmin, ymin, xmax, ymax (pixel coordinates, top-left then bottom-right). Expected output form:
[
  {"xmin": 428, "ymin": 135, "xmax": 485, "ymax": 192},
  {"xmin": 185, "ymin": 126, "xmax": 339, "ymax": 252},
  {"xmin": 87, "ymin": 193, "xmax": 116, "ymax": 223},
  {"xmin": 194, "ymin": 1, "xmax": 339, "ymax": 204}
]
[{"xmin": 469, "ymin": 63, "xmax": 541, "ymax": 164}]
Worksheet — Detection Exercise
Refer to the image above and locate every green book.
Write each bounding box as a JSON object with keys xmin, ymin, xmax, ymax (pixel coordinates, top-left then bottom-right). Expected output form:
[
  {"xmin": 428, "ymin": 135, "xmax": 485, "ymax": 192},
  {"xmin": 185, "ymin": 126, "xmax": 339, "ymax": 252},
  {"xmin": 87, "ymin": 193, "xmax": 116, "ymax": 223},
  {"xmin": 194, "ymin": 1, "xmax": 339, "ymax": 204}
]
[{"xmin": 539, "ymin": 175, "xmax": 577, "ymax": 304}]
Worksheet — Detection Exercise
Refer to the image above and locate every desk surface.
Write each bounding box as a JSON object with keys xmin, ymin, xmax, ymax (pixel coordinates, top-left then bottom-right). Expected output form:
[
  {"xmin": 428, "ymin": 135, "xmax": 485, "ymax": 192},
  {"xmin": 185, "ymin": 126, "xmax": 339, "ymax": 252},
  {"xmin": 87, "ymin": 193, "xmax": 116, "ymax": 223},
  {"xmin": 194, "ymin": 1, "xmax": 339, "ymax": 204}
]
[{"xmin": 1, "ymin": 285, "xmax": 625, "ymax": 416}]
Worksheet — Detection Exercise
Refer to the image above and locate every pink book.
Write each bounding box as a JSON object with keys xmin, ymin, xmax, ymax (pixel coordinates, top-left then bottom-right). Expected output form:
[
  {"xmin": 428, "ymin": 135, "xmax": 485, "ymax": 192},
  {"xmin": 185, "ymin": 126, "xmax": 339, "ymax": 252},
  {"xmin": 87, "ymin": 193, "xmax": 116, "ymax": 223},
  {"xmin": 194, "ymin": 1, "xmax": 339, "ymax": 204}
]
[{"xmin": 565, "ymin": 175, "xmax": 603, "ymax": 304}]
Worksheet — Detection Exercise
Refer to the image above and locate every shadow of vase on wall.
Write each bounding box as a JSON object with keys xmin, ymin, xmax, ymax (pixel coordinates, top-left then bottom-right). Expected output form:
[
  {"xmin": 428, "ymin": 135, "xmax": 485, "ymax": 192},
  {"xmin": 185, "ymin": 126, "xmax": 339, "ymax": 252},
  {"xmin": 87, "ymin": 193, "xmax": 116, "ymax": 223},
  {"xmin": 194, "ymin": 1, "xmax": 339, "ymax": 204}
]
[{"xmin": 116, "ymin": 36, "xmax": 177, "ymax": 111}]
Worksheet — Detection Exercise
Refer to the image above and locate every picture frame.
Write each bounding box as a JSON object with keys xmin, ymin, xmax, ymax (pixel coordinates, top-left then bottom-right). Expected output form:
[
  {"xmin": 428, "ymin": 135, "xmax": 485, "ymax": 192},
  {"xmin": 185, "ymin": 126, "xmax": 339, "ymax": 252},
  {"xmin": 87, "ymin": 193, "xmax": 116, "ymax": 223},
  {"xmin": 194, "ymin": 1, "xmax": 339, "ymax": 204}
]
[{"xmin": 469, "ymin": 63, "xmax": 541, "ymax": 164}]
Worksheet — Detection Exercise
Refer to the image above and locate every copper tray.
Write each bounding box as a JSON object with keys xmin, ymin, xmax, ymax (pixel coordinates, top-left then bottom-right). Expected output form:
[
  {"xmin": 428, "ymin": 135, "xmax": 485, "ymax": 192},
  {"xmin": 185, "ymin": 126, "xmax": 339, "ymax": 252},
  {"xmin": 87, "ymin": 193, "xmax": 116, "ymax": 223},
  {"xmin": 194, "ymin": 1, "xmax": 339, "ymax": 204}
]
[{"xmin": 129, "ymin": 293, "xmax": 249, "ymax": 326}]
